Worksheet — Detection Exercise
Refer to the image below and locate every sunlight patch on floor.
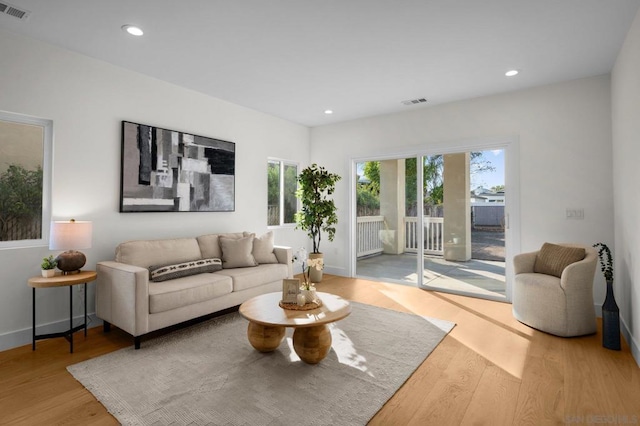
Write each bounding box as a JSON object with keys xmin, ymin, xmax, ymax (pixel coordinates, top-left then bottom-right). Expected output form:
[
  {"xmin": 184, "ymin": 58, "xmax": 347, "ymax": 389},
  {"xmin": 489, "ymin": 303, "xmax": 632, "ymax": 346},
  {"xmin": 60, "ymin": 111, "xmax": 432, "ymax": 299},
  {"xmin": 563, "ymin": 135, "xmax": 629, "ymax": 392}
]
[
  {"xmin": 377, "ymin": 285, "xmax": 531, "ymax": 380},
  {"xmin": 331, "ymin": 324, "xmax": 373, "ymax": 376}
]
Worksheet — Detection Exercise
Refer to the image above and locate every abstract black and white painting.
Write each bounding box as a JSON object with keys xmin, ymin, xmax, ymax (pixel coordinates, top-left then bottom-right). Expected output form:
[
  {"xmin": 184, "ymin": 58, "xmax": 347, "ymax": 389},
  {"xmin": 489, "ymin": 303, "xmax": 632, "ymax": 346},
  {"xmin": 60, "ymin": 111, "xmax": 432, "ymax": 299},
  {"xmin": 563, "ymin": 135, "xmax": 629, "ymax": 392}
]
[{"xmin": 120, "ymin": 121, "xmax": 235, "ymax": 212}]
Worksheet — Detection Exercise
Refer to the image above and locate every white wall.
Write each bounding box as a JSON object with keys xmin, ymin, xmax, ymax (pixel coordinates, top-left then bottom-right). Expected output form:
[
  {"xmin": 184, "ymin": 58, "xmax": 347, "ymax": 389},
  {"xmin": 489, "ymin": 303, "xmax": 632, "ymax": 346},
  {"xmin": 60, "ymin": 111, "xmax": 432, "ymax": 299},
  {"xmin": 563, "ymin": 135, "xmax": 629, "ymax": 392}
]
[
  {"xmin": 311, "ymin": 75, "xmax": 614, "ymax": 303},
  {"xmin": 612, "ymin": 7, "xmax": 640, "ymax": 366},
  {"xmin": 0, "ymin": 29, "xmax": 311, "ymax": 350}
]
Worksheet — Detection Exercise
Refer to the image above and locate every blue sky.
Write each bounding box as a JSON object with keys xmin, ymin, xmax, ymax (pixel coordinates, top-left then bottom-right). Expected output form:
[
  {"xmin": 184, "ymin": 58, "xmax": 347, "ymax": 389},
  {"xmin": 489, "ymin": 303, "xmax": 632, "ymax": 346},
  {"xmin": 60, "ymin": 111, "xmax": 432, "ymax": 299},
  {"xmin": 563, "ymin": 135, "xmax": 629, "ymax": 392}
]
[{"xmin": 472, "ymin": 149, "xmax": 505, "ymax": 190}]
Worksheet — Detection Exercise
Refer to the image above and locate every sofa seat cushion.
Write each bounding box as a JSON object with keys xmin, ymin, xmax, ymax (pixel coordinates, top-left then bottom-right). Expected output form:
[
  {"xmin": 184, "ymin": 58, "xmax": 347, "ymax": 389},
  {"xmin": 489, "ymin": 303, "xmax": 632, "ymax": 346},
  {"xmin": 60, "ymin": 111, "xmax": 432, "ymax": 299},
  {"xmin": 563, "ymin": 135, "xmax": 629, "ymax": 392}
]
[
  {"xmin": 216, "ymin": 263, "xmax": 289, "ymax": 292},
  {"xmin": 148, "ymin": 273, "xmax": 233, "ymax": 314},
  {"xmin": 116, "ymin": 238, "xmax": 202, "ymax": 269}
]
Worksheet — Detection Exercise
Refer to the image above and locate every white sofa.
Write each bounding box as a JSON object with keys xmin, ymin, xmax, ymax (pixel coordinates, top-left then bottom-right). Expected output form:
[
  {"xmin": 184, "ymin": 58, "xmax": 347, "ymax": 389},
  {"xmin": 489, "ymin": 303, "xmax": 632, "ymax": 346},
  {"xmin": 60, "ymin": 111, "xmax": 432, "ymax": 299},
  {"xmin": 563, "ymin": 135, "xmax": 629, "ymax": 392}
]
[{"xmin": 96, "ymin": 232, "xmax": 292, "ymax": 348}]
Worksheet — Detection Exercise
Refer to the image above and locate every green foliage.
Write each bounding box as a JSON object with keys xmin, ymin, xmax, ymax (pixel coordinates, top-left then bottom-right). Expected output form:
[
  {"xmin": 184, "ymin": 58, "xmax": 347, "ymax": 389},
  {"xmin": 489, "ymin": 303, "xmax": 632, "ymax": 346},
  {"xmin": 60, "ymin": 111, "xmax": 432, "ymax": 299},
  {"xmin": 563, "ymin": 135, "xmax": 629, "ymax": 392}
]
[
  {"xmin": 356, "ymin": 185, "xmax": 380, "ymax": 216},
  {"xmin": 267, "ymin": 162, "xmax": 280, "ymax": 207},
  {"xmin": 405, "ymin": 156, "xmax": 444, "ymax": 213},
  {"xmin": 295, "ymin": 164, "xmax": 341, "ymax": 253},
  {"xmin": 362, "ymin": 161, "xmax": 380, "ymax": 195},
  {"xmin": 283, "ymin": 164, "xmax": 298, "ymax": 223},
  {"xmin": 0, "ymin": 165, "xmax": 43, "ymax": 239},
  {"xmin": 267, "ymin": 162, "xmax": 298, "ymax": 225},
  {"xmin": 491, "ymin": 184, "xmax": 505, "ymax": 192},
  {"xmin": 41, "ymin": 255, "xmax": 57, "ymax": 270},
  {"xmin": 593, "ymin": 242, "xmax": 613, "ymax": 282},
  {"xmin": 357, "ymin": 152, "xmax": 497, "ymax": 216}
]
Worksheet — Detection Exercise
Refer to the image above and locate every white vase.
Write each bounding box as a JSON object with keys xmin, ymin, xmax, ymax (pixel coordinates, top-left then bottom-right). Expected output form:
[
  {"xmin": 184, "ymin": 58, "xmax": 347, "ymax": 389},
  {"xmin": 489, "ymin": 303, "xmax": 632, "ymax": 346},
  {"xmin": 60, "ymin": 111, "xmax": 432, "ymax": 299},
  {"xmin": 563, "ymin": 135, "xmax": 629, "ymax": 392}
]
[
  {"xmin": 302, "ymin": 289, "xmax": 317, "ymax": 304},
  {"xmin": 308, "ymin": 253, "xmax": 324, "ymax": 283},
  {"xmin": 41, "ymin": 269, "xmax": 55, "ymax": 278}
]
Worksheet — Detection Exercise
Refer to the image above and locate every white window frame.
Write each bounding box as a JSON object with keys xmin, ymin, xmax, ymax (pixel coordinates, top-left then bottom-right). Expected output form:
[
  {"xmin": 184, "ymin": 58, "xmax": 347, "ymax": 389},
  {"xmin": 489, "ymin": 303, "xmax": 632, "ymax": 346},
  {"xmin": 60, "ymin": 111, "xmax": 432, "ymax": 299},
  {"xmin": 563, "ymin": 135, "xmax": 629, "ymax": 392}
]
[
  {"xmin": 0, "ymin": 111, "xmax": 52, "ymax": 249},
  {"xmin": 267, "ymin": 158, "xmax": 299, "ymax": 228}
]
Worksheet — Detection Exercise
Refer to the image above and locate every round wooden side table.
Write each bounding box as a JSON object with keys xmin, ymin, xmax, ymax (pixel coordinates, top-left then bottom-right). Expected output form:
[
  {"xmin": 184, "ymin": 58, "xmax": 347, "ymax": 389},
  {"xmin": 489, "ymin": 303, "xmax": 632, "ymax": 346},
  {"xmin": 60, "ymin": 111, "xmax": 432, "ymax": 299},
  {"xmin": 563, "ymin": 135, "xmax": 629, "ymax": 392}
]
[{"xmin": 28, "ymin": 270, "xmax": 97, "ymax": 353}]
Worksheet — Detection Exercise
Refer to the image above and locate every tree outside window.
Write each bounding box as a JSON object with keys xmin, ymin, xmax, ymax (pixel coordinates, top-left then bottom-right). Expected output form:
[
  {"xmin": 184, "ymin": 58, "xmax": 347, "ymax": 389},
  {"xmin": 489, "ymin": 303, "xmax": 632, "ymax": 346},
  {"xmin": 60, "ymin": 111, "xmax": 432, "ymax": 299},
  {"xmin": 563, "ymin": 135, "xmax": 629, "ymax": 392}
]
[
  {"xmin": 267, "ymin": 159, "xmax": 298, "ymax": 226},
  {"xmin": 0, "ymin": 114, "xmax": 51, "ymax": 247}
]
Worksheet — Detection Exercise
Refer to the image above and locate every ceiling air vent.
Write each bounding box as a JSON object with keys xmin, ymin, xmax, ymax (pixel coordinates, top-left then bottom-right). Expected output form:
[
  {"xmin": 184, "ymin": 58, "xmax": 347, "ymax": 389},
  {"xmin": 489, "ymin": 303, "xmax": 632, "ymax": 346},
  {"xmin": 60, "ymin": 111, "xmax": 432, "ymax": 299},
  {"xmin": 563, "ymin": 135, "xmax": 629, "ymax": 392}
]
[
  {"xmin": 0, "ymin": 1, "xmax": 30, "ymax": 21},
  {"xmin": 401, "ymin": 98, "xmax": 428, "ymax": 106}
]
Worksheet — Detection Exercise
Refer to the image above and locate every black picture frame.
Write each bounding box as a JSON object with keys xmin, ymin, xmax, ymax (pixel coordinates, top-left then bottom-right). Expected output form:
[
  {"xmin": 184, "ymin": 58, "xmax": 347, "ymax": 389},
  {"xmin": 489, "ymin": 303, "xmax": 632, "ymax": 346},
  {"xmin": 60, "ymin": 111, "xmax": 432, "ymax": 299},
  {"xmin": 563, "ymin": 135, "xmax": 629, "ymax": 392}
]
[{"xmin": 120, "ymin": 121, "xmax": 235, "ymax": 212}]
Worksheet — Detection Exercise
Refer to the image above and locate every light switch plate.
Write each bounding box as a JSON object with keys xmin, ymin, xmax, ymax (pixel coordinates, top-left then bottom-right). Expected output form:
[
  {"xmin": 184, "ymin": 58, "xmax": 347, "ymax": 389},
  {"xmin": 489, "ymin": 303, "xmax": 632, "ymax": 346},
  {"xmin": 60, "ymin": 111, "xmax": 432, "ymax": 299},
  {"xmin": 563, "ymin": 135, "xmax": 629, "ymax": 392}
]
[{"xmin": 566, "ymin": 208, "xmax": 584, "ymax": 220}]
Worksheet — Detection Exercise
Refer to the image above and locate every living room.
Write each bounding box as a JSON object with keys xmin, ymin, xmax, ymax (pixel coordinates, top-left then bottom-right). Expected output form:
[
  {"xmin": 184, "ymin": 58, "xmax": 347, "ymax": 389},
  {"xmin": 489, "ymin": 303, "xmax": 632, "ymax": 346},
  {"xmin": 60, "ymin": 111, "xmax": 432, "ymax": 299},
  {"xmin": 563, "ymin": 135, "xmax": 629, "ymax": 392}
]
[{"xmin": 1, "ymin": 1, "xmax": 640, "ymax": 424}]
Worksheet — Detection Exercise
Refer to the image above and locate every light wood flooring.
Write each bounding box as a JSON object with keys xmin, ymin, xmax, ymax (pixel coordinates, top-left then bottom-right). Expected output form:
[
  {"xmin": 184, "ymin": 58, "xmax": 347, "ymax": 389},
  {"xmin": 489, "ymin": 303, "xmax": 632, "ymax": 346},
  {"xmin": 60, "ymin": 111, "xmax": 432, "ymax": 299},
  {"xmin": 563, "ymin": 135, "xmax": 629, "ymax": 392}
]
[{"xmin": 1, "ymin": 275, "xmax": 639, "ymax": 425}]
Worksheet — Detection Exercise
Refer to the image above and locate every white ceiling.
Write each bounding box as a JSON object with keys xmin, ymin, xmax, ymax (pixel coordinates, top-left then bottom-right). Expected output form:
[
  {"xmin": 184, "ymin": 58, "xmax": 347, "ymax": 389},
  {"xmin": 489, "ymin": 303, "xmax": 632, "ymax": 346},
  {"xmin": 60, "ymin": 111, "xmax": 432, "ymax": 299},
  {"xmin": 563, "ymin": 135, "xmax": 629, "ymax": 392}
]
[{"xmin": 2, "ymin": 0, "xmax": 639, "ymax": 127}]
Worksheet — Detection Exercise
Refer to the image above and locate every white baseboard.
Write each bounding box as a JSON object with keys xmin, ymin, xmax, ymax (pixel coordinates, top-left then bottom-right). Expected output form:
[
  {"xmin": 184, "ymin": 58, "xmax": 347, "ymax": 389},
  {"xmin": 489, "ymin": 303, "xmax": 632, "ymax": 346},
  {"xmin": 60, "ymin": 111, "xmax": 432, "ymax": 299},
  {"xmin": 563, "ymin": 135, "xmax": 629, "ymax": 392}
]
[
  {"xmin": 0, "ymin": 313, "xmax": 102, "ymax": 352},
  {"xmin": 621, "ymin": 317, "xmax": 640, "ymax": 368},
  {"xmin": 324, "ymin": 265, "xmax": 347, "ymax": 277}
]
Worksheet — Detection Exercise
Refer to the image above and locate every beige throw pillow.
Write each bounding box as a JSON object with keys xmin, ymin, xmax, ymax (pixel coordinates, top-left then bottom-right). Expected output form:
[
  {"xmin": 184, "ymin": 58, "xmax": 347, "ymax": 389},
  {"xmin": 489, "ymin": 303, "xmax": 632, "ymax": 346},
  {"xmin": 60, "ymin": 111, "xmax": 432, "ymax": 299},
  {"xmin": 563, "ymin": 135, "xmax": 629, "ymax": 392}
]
[
  {"xmin": 244, "ymin": 231, "xmax": 279, "ymax": 264},
  {"xmin": 534, "ymin": 243, "xmax": 586, "ymax": 278},
  {"xmin": 197, "ymin": 232, "xmax": 244, "ymax": 259},
  {"xmin": 220, "ymin": 235, "xmax": 258, "ymax": 268}
]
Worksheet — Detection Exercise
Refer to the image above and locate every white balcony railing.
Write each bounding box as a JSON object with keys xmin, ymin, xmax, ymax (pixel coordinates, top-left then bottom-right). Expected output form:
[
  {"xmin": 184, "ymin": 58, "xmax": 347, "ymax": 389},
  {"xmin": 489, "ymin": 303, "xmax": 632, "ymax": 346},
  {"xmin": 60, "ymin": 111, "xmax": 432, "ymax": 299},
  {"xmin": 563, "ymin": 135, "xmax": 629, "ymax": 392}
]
[
  {"xmin": 356, "ymin": 216, "xmax": 444, "ymax": 258},
  {"xmin": 404, "ymin": 217, "xmax": 444, "ymax": 255},
  {"xmin": 356, "ymin": 215, "xmax": 385, "ymax": 257}
]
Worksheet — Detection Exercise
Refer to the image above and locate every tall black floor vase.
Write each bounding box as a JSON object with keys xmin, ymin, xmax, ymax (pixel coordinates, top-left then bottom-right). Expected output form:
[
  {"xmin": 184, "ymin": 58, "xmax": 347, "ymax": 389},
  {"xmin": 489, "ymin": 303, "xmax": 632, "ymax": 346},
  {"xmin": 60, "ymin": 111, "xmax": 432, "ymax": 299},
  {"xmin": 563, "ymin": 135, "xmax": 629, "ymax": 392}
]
[{"xmin": 602, "ymin": 280, "xmax": 621, "ymax": 350}]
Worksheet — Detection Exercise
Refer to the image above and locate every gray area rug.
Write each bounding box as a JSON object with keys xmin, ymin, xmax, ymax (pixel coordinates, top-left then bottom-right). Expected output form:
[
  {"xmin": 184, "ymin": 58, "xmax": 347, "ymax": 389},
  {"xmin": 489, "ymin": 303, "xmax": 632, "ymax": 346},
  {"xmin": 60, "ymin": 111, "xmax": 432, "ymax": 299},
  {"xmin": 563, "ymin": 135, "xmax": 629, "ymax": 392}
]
[{"xmin": 68, "ymin": 302, "xmax": 455, "ymax": 425}]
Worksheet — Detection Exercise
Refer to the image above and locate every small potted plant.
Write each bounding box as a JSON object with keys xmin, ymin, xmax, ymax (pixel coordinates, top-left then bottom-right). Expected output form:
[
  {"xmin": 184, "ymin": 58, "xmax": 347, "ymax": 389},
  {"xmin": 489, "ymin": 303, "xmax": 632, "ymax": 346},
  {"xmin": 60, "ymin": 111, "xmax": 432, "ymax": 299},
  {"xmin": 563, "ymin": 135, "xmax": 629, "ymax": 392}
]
[{"xmin": 41, "ymin": 255, "xmax": 57, "ymax": 278}]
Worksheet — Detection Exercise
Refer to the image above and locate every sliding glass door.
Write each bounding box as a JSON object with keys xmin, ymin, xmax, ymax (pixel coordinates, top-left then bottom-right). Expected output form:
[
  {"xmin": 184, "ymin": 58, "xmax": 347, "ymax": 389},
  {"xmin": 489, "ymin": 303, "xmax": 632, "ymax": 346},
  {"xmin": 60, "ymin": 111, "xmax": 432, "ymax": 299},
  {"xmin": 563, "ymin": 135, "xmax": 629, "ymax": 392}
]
[
  {"xmin": 420, "ymin": 150, "xmax": 506, "ymax": 301},
  {"xmin": 355, "ymin": 158, "xmax": 418, "ymax": 285},
  {"xmin": 353, "ymin": 145, "xmax": 511, "ymax": 302}
]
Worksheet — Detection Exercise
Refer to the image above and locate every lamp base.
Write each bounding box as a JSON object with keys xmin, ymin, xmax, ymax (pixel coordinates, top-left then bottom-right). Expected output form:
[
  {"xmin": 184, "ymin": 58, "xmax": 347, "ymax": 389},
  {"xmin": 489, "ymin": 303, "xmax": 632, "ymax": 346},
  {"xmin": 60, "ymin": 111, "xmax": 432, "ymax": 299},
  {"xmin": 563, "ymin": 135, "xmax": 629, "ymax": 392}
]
[{"xmin": 56, "ymin": 250, "xmax": 86, "ymax": 274}]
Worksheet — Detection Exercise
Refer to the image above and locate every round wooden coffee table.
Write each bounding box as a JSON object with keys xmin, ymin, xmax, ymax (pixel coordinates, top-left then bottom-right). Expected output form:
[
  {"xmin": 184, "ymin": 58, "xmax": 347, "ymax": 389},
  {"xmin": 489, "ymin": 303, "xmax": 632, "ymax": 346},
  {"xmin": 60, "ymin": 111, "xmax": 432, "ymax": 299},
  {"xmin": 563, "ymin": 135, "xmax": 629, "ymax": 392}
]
[{"xmin": 239, "ymin": 291, "xmax": 351, "ymax": 364}]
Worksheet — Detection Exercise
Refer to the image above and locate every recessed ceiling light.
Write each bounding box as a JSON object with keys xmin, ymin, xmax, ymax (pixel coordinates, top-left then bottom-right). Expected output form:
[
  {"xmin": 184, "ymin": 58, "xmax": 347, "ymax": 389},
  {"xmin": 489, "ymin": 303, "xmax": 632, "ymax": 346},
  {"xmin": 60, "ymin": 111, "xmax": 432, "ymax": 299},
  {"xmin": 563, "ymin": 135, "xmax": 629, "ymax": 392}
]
[
  {"xmin": 505, "ymin": 69, "xmax": 519, "ymax": 77},
  {"xmin": 122, "ymin": 25, "xmax": 144, "ymax": 36},
  {"xmin": 324, "ymin": 110, "xmax": 333, "ymax": 115}
]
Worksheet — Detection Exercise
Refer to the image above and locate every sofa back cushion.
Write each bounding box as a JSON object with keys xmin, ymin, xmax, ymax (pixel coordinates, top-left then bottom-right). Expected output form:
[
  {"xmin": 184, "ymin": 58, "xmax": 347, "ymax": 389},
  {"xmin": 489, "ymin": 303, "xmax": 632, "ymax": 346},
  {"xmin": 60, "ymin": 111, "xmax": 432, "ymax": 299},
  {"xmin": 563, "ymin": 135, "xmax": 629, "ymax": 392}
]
[
  {"xmin": 244, "ymin": 231, "xmax": 279, "ymax": 264},
  {"xmin": 116, "ymin": 238, "xmax": 202, "ymax": 268},
  {"xmin": 220, "ymin": 235, "xmax": 258, "ymax": 268},
  {"xmin": 196, "ymin": 232, "xmax": 244, "ymax": 259}
]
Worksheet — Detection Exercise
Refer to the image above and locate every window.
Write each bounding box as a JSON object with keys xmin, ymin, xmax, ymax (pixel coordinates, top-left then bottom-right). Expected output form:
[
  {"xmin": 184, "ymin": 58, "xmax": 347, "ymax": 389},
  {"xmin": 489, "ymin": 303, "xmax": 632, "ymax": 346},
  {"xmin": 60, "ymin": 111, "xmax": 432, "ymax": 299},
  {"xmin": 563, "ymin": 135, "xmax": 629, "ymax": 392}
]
[
  {"xmin": 267, "ymin": 159, "xmax": 298, "ymax": 226},
  {"xmin": 0, "ymin": 112, "xmax": 52, "ymax": 248}
]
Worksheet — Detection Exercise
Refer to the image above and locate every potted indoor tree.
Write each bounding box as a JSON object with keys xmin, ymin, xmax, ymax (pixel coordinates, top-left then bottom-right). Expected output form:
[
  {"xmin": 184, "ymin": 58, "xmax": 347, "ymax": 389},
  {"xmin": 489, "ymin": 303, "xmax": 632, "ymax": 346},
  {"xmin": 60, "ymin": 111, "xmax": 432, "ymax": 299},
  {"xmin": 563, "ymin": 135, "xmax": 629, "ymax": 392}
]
[{"xmin": 295, "ymin": 163, "xmax": 341, "ymax": 282}]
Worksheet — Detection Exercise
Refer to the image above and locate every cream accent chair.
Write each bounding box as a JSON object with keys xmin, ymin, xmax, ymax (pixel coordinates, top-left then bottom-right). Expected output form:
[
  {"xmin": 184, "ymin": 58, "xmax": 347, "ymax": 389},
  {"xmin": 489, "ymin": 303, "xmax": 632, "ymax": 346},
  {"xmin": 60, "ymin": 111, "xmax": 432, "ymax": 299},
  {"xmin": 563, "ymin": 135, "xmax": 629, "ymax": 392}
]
[{"xmin": 512, "ymin": 244, "xmax": 597, "ymax": 337}]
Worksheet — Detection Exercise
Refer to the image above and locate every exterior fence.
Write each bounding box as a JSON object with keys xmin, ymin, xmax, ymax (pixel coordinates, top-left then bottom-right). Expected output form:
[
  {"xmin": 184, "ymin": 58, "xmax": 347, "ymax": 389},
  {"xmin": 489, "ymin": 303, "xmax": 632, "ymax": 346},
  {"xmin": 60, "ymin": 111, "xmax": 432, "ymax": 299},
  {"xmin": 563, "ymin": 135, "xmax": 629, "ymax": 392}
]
[
  {"xmin": 356, "ymin": 216, "xmax": 444, "ymax": 258},
  {"xmin": 472, "ymin": 204, "xmax": 505, "ymax": 228},
  {"xmin": 0, "ymin": 217, "xmax": 41, "ymax": 242}
]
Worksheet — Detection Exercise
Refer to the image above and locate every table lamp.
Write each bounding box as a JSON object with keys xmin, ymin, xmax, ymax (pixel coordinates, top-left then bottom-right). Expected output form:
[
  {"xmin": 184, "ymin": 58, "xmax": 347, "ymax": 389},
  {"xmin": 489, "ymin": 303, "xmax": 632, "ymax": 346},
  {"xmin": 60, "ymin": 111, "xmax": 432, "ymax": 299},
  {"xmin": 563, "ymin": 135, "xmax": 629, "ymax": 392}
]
[{"xmin": 49, "ymin": 219, "xmax": 93, "ymax": 274}]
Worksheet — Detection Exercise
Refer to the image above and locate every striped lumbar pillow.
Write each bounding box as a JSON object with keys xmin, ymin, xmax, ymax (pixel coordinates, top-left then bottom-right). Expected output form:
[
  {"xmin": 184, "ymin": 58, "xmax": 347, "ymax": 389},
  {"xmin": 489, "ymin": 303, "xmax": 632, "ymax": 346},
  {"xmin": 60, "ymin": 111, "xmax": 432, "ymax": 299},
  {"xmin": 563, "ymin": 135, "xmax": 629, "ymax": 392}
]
[{"xmin": 149, "ymin": 258, "xmax": 222, "ymax": 282}]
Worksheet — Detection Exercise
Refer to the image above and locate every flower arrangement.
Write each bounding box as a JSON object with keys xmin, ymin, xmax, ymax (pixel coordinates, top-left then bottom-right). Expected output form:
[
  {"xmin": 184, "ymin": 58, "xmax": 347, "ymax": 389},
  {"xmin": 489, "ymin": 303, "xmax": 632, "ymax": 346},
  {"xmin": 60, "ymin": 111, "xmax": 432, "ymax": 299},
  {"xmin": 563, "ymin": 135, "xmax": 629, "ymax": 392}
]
[
  {"xmin": 593, "ymin": 242, "xmax": 613, "ymax": 282},
  {"xmin": 292, "ymin": 247, "xmax": 323, "ymax": 290},
  {"xmin": 41, "ymin": 255, "xmax": 57, "ymax": 270}
]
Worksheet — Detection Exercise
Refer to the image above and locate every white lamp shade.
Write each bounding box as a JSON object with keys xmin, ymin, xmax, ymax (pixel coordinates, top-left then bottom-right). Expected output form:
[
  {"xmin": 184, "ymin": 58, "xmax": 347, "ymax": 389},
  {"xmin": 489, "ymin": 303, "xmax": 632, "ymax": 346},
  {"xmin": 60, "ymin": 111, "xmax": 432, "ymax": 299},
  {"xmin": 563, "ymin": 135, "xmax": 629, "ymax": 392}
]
[{"xmin": 49, "ymin": 220, "xmax": 93, "ymax": 250}]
